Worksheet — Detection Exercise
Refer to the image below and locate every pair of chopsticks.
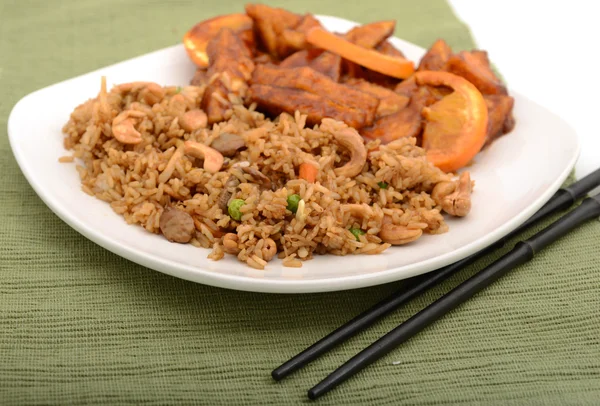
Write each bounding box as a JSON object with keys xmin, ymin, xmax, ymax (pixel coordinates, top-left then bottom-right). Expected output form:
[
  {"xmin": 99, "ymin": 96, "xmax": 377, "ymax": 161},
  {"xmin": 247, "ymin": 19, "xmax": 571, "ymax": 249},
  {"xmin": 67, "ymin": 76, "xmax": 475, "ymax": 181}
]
[{"xmin": 273, "ymin": 168, "xmax": 600, "ymax": 400}]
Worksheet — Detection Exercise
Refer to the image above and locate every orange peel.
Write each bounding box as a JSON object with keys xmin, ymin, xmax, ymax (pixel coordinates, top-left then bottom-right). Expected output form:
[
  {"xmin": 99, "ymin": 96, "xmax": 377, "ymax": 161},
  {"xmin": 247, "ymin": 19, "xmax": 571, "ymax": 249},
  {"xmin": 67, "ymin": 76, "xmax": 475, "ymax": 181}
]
[
  {"xmin": 306, "ymin": 27, "xmax": 414, "ymax": 79},
  {"xmin": 183, "ymin": 13, "xmax": 253, "ymax": 67},
  {"xmin": 415, "ymin": 71, "xmax": 488, "ymax": 172}
]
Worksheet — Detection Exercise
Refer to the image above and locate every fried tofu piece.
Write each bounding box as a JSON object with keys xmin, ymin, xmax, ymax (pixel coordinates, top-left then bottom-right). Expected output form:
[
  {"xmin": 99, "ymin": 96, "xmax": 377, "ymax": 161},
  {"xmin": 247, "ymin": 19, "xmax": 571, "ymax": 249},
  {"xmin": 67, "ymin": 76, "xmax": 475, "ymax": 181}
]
[
  {"xmin": 342, "ymin": 60, "xmax": 363, "ymax": 82},
  {"xmin": 249, "ymin": 84, "xmax": 369, "ymax": 128},
  {"xmin": 344, "ymin": 78, "xmax": 409, "ymax": 117},
  {"xmin": 360, "ymin": 41, "xmax": 405, "ymax": 88},
  {"xmin": 308, "ymin": 52, "xmax": 342, "ymax": 82},
  {"xmin": 281, "ymin": 14, "xmax": 322, "ymax": 51},
  {"xmin": 395, "ymin": 75, "xmax": 513, "ymax": 147},
  {"xmin": 484, "ymin": 94, "xmax": 515, "ymax": 146},
  {"xmin": 345, "ymin": 20, "xmax": 395, "ymax": 49},
  {"xmin": 415, "ymin": 84, "xmax": 451, "ymax": 106},
  {"xmin": 365, "ymin": 76, "xmax": 453, "ymax": 143},
  {"xmin": 376, "ymin": 40, "xmax": 405, "ymax": 58},
  {"xmin": 205, "ymin": 28, "xmax": 254, "ymax": 82},
  {"xmin": 502, "ymin": 109, "xmax": 516, "ymax": 134},
  {"xmin": 418, "ymin": 39, "xmax": 452, "ymax": 71},
  {"xmin": 245, "ymin": 4, "xmax": 301, "ymax": 58},
  {"xmin": 394, "ymin": 76, "xmax": 418, "ymax": 97},
  {"xmin": 447, "ymin": 50, "xmax": 507, "ymax": 95},
  {"xmin": 280, "ymin": 49, "xmax": 342, "ymax": 81},
  {"xmin": 364, "ymin": 73, "xmax": 401, "ymax": 90},
  {"xmin": 184, "ymin": 13, "xmax": 256, "ymax": 68},
  {"xmin": 245, "ymin": 4, "xmax": 320, "ymax": 60},
  {"xmin": 281, "ymin": 21, "xmax": 398, "ymax": 82},
  {"xmin": 279, "ymin": 49, "xmax": 314, "ymax": 68},
  {"xmin": 342, "ymin": 28, "xmax": 403, "ymax": 88},
  {"xmin": 361, "ymin": 103, "xmax": 423, "ymax": 143},
  {"xmin": 395, "ymin": 76, "xmax": 449, "ymax": 106},
  {"xmin": 190, "ymin": 68, "xmax": 209, "ymax": 87},
  {"xmin": 418, "ymin": 40, "xmax": 507, "ymax": 96},
  {"xmin": 201, "ymin": 28, "xmax": 254, "ymax": 124},
  {"xmin": 253, "ymin": 50, "xmax": 277, "ymax": 65},
  {"xmin": 251, "ymin": 65, "xmax": 378, "ymax": 125},
  {"xmin": 202, "ymin": 83, "xmax": 230, "ymax": 125}
]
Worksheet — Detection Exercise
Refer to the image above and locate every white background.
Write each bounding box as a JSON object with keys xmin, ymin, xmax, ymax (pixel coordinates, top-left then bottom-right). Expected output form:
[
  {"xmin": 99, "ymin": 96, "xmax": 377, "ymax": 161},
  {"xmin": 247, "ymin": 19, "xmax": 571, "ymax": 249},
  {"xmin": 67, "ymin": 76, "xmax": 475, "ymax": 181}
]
[{"xmin": 450, "ymin": 0, "xmax": 599, "ymax": 178}]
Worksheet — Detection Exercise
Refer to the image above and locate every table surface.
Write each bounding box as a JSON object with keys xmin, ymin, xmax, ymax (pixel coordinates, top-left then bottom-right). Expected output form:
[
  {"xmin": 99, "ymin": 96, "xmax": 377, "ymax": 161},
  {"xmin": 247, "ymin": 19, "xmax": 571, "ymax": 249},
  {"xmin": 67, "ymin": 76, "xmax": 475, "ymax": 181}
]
[
  {"xmin": 450, "ymin": 0, "xmax": 600, "ymax": 179},
  {"xmin": 1, "ymin": 1, "xmax": 599, "ymax": 404}
]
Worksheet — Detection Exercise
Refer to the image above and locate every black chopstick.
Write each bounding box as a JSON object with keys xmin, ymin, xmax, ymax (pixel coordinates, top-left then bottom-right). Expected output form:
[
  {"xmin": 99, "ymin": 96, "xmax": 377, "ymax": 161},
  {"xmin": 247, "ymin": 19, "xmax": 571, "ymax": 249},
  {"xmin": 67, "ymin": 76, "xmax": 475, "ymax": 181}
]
[
  {"xmin": 272, "ymin": 168, "xmax": 600, "ymax": 382},
  {"xmin": 308, "ymin": 192, "xmax": 600, "ymax": 399}
]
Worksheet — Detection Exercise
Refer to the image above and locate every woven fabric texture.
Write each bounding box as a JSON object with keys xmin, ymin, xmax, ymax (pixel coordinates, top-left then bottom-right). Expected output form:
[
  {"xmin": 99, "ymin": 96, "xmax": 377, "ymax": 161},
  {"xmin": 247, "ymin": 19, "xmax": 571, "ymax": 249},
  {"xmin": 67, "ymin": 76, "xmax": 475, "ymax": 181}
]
[{"xmin": 1, "ymin": 0, "xmax": 599, "ymax": 404}]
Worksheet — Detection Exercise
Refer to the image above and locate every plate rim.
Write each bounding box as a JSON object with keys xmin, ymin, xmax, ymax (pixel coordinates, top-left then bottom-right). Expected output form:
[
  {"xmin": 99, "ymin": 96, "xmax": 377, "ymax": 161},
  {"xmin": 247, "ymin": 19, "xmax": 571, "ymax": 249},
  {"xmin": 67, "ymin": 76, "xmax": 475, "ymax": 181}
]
[{"xmin": 7, "ymin": 17, "xmax": 581, "ymax": 293}]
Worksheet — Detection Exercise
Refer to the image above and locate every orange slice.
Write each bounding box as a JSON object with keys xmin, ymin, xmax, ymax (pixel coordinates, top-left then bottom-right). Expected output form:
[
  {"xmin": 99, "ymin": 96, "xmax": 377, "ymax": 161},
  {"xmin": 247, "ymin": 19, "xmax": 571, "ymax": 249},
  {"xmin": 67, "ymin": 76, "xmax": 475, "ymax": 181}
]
[
  {"xmin": 415, "ymin": 71, "xmax": 488, "ymax": 172},
  {"xmin": 183, "ymin": 14, "xmax": 254, "ymax": 67},
  {"xmin": 306, "ymin": 27, "xmax": 414, "ymax": 79}
]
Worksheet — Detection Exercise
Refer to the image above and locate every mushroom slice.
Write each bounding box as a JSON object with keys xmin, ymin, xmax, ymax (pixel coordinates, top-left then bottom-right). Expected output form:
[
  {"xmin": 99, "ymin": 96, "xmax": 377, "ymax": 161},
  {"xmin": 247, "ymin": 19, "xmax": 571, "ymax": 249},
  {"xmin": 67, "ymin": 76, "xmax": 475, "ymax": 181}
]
[
  {"xmin": 210, "ymin": 133, "xmax": 246, "ymax": 157},
  {"xmin": 242, "ymin": 166, "xmax": 272, "ymax": 189},
  {"xmin": 159, "ymin": 207, "xmax": 195, "ymax": 243}
]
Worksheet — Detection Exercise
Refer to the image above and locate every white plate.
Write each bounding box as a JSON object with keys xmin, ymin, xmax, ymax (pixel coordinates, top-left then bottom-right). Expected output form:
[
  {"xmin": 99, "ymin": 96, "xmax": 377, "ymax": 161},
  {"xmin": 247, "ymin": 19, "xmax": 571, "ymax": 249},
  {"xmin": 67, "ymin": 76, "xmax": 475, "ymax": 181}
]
[{"xmin": 8, "ymin": 15, "xmax": 579, "ymax": 293}]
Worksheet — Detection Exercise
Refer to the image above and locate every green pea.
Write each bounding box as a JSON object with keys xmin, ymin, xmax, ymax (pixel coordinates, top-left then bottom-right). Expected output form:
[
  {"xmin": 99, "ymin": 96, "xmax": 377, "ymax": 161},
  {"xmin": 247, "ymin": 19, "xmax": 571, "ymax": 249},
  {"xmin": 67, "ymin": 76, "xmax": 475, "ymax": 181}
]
[
  {"xmin": 377, "ymin": 181, "xmax": 388, "ymax": 189},
  {"xmin": 175, "ymin": 86, "xmax": 183, "ymax": 93},
  {"xmin": 287, "ymin": 194, "xmax": 301, "ymax": 214},
  {"xmin": 228, "ymin": 199, "xmax": 245, "ymax": 221},
  {"xmin": 349, "ymin": 228, "xmax": 366, "ymax": 241}
]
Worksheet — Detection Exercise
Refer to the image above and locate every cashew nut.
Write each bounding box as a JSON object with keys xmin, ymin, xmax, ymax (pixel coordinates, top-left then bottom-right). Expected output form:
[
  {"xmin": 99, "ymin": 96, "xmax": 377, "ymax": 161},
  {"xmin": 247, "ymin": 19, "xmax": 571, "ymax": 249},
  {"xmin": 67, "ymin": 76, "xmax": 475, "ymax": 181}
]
[
  {"xmin": 112, "ymin": 81, "xmax": 151, "ymax": 93},
  {"xmin": 184, "ymin": 140, "xmax": 224, "ymax": 173},
  {"xmin": 180, "ymin": 109, "xmax": 208, "ymax": 132},
  {"xmin": 112, "ymin": 81, "xmax": 165, "ymax": 106},
  {"xmin": 169, "ymin": 94, "xmax": 188, "ymax": 115},
  {"xmin": 261, "ymin": 238, "xmax": 277, "ymax": 261},
  {"xmin": 113, "ymin": 109, "xmax": 146, "ymax": 125},
  {"xmin": 441, "ymin": 172, "xmax": 472, "ymax": 217},
  {"xmin": 431, "ymin": 181, "xmax": 456, "ymax": 205},
  {"xmin": 342, "ymin": 203, "xmax": 374, "ymax": 219},
  {"xmin": 129, "ymin": 102, "xmax": 153, "ymax": 115},
  {"xmin": 332, "ymin": 127, "xmax": 367, "ymax": 178},
  {"xmin": 111, "ymin": 112, "xmax": 142, "ymax": 144},
  {"xmin": 222, "ymin": 233, "xmax": 241, "ymax": 255},
  {"xmin": 379, "ymin": 216, "xmax": 423, "ymax": 245},
  {"xmin": 138, "ymin": 82, "xmax": 166, "ymax": 105}
]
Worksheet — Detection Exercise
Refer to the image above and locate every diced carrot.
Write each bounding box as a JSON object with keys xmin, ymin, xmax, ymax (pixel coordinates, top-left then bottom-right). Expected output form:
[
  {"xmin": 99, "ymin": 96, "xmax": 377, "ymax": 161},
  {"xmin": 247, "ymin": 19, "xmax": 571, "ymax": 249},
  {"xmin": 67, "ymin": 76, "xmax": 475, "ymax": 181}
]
[
  {"xmin": 305, "ymin": 27, "xmax": 414, "ymax": 79},
  {"xmin": 299, "ymin": 162, "xmax": 318, "ymax": 183}
]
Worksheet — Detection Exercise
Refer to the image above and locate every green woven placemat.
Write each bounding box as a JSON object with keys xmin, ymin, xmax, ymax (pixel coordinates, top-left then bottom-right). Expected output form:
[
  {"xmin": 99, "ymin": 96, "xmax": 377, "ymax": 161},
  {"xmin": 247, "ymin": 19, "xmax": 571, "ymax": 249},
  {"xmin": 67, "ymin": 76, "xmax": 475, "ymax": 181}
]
[{"xmin": 1, "ymin": 1, "xmax": 599, "ymax": 404}]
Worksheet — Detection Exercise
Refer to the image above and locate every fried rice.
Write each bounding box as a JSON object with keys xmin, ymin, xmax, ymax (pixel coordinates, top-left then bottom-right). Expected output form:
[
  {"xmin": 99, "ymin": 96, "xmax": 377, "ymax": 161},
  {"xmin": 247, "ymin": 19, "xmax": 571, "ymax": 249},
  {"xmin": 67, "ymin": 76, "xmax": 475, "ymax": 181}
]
[{"xmin": 61, "ymin": 79, "xmax": 459, "ymax": 269}]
